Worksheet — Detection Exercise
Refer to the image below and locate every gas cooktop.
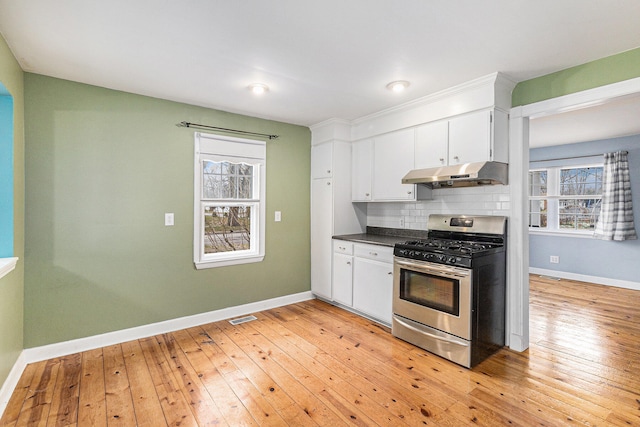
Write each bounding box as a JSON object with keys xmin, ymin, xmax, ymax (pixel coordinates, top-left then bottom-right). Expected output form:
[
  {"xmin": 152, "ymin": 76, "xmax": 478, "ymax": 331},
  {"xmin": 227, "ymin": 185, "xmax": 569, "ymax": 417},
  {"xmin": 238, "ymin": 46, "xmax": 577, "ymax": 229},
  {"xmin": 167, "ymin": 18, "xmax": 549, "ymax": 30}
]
[
  {"xmin": 397, "ymin": 238, "xmax": 502, "ymax": 255},
  {"xmin": 393, "ymin": 214, "xmax": 507, "ymax": 268}
]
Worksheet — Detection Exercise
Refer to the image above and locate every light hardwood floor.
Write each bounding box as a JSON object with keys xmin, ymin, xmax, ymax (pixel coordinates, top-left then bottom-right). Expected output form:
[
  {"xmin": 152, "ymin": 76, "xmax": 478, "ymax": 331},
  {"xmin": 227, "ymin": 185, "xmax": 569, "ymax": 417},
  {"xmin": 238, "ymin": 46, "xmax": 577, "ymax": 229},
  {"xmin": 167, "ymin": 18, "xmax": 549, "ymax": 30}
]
[{"xmin": 2, "ymin": 275, "xmax": 639, "ymax": 426}]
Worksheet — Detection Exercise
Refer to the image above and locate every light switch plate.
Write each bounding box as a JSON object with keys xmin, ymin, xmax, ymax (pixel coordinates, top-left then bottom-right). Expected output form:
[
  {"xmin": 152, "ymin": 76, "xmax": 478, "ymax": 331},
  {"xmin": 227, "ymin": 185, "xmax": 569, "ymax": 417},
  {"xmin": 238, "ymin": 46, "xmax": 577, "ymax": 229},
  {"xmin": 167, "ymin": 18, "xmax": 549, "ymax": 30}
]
[
  {"xmin": 165, "ymin": 213, "xmax": 175, "ymax": 226},
  {"xmin": 275, "ymin": 211, "xmax": 281, "ymax": 222}
]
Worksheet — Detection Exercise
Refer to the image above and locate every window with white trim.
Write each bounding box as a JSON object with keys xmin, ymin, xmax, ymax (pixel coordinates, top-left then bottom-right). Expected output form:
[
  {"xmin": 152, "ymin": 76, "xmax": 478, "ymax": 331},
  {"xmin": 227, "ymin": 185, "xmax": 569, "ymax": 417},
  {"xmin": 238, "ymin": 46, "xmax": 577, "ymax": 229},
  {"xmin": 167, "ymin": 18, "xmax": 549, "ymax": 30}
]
[
  {"xmin": 194, "ymin": 133, "xmax": 266, "ymax": 269},
  {"xmin": 529, "ymin": 164, "xmax": 603, "ymax": 234}
]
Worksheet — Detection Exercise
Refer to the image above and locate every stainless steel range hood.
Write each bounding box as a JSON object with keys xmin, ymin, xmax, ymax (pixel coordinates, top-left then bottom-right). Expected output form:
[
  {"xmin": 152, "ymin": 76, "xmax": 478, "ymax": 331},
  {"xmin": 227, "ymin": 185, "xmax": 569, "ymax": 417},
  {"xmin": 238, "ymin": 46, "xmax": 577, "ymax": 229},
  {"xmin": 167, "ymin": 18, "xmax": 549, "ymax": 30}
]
[{"xmin": 402, "ymin": 161, "xmax": 508, "ymax": 188}]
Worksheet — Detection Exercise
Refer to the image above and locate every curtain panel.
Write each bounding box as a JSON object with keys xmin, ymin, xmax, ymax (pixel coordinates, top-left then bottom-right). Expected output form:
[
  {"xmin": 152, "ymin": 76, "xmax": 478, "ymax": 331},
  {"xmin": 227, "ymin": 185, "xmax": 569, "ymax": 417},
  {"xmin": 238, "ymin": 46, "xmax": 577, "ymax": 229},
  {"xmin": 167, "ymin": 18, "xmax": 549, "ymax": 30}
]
[{"xmin": 593, "ymin": 151, "xmax": 637, "ymax": 241}]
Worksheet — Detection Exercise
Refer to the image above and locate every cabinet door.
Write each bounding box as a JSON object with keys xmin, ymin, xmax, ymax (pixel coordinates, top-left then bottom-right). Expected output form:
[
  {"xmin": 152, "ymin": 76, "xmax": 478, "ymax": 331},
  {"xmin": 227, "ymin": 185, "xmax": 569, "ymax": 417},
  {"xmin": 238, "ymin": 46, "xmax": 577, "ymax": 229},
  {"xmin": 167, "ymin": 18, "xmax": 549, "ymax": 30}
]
[
  {"xmin": 372, "ymin": 128, "xmax": 416, "ymax": 201},
  {"xmin": 448, "ymin": 110, "xmax": 492, "ymax": 165},
  {"xmin": 311, "ymin": 143, "xmax": 333, "ymax": 179},
  {"xmin": 332, "ymin": 253, "xmax": 353, "ymax": 306},
  {"xmin": 310, "ymin": 178, "xmax": 333, "ymax": 299},
  {"xmin": 353, "ymin": 257, "xmax": 393, "ymax": 324},
  {"xmin": 415, "ymin": 120, "xmax": 449, "ymax": 169},
  {"xmin": 351, "ymin": 139, "xmax": 372, "ymax": 201}
]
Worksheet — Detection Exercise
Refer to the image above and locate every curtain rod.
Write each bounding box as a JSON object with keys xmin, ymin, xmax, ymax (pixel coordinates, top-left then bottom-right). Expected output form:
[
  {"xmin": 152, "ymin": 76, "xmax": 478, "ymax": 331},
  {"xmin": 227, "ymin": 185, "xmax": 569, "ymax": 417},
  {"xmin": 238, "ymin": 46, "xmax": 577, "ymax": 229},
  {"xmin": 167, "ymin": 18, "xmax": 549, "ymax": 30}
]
[
  {"xmin": 177, "ymin": 121, "xmax": 279, "ymax": 140},
  {"xmin": 531, "ymin": 151, "xmax": 628, "ymax": 163}
]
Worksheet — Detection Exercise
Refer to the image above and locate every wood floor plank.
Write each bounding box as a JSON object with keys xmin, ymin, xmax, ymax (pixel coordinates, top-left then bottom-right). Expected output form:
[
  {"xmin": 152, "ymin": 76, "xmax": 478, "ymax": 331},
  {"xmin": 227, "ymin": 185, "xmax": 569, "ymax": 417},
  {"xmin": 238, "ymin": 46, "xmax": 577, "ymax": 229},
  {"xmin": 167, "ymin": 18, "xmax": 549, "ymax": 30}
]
[
  {"xmin": 77, "ymin": 348, "xmax": 107, "ymax": 427},
  {"xmin": 46, "ymin": 353, "xmax": 82, "ymax": 427},
  {"xmin": 270, "ymin": 305, "xmax": 459, "ymax": 413},
  {"xmin": 137, "ymin": 337, "xmax": 199, "ymax": 427},
  {"xmin": 259, "ymin": 309, "xmax": 458, "ymax": 425},
  {"xmin": 120, "ymin": 340, "xmax": 166, "ymax": 427},
  {"xmin": 215, "ymin": 320, "xmax": 341, "ymax": 426},
  {"xmin": 103, "ymin": 344, "xmax": 137, "ymax": 426},
  {"xmin": 15, "ymin": 358, "xmax": 61, "ymax": 427},
  {"xmin": 177, "ymin": 327, "xmax": 258, "ymax": 426},
  {"xmin": 247, "ymin": 311, "xmax": 437, "ymax": 426},
  {"xmin": 0, "ymin": 362, "xmax": 38, "ymax": 427},
  {"xmin": 228, "ymin": 317, "xmax": 386, "ymax": 426},
  {"xmin": 197, "ymin": 322, "xmax": 291, "ymax": 426},
  {"xmin": 2, "ymin": 274, "xmax": 640, "ymax": 426},
  {"xmin": 187, "ymin": 324, "xmax": 286, "ymax": 426},
  {"xmin": 160, "ymin": 332, "xmax": 228, "ymax": 426}
]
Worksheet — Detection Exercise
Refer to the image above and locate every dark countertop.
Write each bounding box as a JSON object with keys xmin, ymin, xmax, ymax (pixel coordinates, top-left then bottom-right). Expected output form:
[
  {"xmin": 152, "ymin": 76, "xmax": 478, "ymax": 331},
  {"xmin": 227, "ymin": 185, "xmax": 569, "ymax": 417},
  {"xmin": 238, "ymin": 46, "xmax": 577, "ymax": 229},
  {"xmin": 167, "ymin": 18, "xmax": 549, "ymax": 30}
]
[{"xmin": 333, "ymin": 227, "xmax": 429, "ymax": 247}]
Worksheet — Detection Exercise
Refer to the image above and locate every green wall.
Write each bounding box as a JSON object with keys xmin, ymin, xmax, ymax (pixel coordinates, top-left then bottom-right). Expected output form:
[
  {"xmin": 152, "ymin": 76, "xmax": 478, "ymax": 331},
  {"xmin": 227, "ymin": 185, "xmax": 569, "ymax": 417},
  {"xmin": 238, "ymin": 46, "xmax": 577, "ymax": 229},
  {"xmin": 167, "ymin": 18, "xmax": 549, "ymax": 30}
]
[
  {"xmin": 24, "ymin": 74, "xmax": 311, "ymax": 347},
  {"xmin": 513, "ymin": 47, "xmax": 640, "ymax": 105},
  {"xmin": 0, "ymin": 35, "xmax": 25, "ymax": 386}
]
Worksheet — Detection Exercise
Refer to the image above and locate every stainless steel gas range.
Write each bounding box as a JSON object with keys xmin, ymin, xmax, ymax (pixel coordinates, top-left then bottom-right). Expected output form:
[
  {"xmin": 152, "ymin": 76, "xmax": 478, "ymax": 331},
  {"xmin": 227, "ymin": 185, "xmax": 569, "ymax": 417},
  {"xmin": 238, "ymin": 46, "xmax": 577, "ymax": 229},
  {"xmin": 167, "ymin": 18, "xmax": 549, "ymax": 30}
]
[{"xmin": 392, "ymin": 214, "xmax": 507, "ymax": 368}]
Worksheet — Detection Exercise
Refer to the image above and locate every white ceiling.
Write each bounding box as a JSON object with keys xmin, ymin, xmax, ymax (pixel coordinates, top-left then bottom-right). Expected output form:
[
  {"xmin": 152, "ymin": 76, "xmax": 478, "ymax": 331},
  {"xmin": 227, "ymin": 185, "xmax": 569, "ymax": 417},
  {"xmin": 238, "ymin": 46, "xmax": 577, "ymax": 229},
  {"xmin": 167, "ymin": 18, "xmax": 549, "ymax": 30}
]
[{"xmin": 1, "ymin": 0, "xmax": 640, "ymax": 144}]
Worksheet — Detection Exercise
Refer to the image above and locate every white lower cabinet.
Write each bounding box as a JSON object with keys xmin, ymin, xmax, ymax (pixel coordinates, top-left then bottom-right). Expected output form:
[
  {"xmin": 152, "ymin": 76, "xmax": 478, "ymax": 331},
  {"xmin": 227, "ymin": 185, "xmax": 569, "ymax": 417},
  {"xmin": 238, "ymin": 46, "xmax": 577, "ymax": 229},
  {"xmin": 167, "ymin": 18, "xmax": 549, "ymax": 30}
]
[
  {"xmin": 353, "ymin": 255, "xmax": 393, "ymax": 325},
  {"xmin": 332, "ymin": 241, "xmax": 354, "ymax": 306},
  {"xmin": 332, "ymin": 241, "xmax": 393, "ymax": 325}
]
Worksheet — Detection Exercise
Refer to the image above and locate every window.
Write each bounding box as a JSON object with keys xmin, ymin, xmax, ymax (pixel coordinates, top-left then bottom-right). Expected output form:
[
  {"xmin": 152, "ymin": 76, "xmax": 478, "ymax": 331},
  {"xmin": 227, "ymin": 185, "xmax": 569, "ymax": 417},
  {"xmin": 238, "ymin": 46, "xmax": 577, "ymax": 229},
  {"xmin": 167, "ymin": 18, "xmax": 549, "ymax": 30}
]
[
  {"xmin": 0, "ymin": 87, "xmax": 14, "ymax": 258},
  {"xmin": 529, "ymin": 164, "xmax": 603, "ymax": 234},
  {"xmin": 194, "ymin": 133, "xmax": 266, "ymax": 269}
]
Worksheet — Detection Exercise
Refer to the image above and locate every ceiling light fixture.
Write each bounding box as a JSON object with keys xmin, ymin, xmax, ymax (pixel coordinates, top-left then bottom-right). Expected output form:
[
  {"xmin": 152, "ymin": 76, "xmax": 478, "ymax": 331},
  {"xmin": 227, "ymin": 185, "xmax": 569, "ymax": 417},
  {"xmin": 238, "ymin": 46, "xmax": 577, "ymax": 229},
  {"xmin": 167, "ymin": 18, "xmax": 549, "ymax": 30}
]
[
  {"xmin": 386, "ymin": 80, "xmax": 410, "ymax": 93},
  {"xmin": 248, "ymin": 83, "xmax": 269, "ymax": 95}
]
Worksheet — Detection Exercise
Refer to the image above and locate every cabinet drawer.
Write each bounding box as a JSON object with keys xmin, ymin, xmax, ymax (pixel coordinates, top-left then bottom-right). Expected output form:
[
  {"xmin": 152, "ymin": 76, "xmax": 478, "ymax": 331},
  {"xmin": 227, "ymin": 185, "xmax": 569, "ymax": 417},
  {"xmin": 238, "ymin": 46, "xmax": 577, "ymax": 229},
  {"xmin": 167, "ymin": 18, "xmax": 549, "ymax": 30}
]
[
  {"xmin": 354, "ymin": 243, "xmax": 393, "ymax": 263},
  {"xmin": 333, "ymin": 240, "xmax": 353, "ymax": 255}
]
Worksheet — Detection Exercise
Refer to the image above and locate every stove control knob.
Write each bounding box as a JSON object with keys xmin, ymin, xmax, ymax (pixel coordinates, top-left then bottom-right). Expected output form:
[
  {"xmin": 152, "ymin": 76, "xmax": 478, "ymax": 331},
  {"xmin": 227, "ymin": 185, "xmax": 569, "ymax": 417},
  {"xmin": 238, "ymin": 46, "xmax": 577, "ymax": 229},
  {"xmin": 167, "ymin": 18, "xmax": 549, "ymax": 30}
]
[{"xmin": 448, "ymin": 256, "xmax": 457, "ymax": 264}]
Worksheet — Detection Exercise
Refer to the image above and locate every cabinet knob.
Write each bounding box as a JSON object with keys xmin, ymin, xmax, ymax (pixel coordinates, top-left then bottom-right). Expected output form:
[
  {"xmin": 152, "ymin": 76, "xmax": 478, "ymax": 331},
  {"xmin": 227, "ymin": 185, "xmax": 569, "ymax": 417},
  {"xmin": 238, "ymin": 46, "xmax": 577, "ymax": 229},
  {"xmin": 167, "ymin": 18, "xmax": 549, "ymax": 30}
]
[
  {"xmin": 388, "ymin": 272, "xmax": 393, "ymax": 275},
  {"xmin": 365, "ymin": 193, "xmax": 370, "ymax": 196},
  {"xmin": 327, "ymin": 170, "xmax": 331, "ymax": 174},
  {"xmin": 407, "ymin": 191, "xmax": 412, "ymax": 195},
  {"xmin": 327, "ymin": 182, "xmax": 331, "ymax": 186},
  {"xmin": 346, "ymin": 261, "xmax": 351, "ymax": 265},
  {"xmin": 439, "ymin": 158, "xmax": 445, "ymax": 163},
  {"xmin": 453, "ymin": 156, "xmax": 459, "ymax": 161},
  {"xmin": 369, "ymin": 252, "xmax": 378, "ymax": 256}
]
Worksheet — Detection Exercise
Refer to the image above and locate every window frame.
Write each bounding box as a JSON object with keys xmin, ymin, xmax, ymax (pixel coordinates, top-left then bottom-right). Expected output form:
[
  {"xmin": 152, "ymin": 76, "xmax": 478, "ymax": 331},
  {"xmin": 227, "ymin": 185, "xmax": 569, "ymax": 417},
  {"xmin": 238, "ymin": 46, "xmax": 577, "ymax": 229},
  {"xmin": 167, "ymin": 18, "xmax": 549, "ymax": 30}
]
[
  {"xmin": 194, "ymin": 132, "xmax": 266, "ymax": 269},
  {"xmin": 528, "ymin": 162, "xmax": 603, "ymax": 236}
]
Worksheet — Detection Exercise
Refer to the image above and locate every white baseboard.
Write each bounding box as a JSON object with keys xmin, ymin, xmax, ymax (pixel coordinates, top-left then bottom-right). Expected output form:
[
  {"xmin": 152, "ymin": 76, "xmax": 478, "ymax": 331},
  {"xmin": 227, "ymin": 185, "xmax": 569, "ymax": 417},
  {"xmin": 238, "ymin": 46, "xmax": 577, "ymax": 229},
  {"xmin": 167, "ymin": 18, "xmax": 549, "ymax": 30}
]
[
  {"xmin": 0, "ymin": 290, "xmax": 314, "ymax": 419},
  {"xmin": 23, "ymin": 290, "xmax": 314, "ymax": 364},
  {"xmin": 529, "ymin": 268, "xmax": 640, "ymax": 291},
  {"xmin": 0, "ymin": 351, "xmax": 27, "ymax": 420}
]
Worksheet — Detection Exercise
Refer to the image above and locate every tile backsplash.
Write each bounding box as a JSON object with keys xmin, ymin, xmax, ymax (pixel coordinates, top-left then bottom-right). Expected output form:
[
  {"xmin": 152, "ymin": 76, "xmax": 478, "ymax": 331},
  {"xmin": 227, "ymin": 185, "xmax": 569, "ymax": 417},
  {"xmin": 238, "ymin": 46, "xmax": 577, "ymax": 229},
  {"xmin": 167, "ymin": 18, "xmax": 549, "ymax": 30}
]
[{"xmin": 366, "ymin": 185, "xmax": 510, "ymax": 231}]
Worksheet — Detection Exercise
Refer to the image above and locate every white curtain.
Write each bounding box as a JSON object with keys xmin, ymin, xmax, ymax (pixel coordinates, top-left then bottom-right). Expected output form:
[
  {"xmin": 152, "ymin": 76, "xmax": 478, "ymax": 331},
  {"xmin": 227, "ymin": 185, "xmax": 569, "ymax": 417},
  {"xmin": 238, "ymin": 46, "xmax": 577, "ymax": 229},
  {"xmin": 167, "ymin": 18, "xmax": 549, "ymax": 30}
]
[{"xmin": 593, "ymin": 151, "xmax": 637, "ymax": 241}]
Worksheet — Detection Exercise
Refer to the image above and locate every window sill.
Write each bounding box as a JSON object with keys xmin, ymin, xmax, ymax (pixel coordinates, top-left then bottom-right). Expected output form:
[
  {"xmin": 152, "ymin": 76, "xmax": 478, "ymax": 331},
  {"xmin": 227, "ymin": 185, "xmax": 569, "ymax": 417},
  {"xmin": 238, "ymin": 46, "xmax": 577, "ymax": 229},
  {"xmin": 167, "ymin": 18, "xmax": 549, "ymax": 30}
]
[
  {"xmin": 529, "ymin": 229, "xmax": 595, "ymax": 239},
  {"xmin": 195, "ymin": 254, "xmax": 265, "ymax": 269},
  {"xmin": 0, "ymin": 257, "xmax": 19, "ymax": 280}
]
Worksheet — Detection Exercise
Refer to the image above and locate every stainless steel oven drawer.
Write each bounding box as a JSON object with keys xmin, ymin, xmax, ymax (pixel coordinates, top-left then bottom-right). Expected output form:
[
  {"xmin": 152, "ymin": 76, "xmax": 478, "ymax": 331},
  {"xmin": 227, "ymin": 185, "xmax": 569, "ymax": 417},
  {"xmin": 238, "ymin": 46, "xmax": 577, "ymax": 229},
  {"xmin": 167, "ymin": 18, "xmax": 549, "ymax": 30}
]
[{"xmin": 392, "ymin": 314, "xmax": 472, "ymax": 368}]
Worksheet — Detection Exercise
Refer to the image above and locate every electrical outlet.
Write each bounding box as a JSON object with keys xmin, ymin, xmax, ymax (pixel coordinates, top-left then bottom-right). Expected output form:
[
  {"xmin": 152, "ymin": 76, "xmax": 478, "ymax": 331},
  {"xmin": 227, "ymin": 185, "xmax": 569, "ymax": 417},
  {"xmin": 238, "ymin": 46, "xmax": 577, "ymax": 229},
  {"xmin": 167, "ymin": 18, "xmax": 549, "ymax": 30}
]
[
  {"xmin": 399, "ymin": 218, "xmax": 405, "ymax": 227},
  {"xmin": 550, "ymin": 255, "xmax": 559, "ymax": 264},
  {"xmin": 165, "ymin": 213, "xmax": 174, "ymax": 226},
  {"xmin": 275, "ymin": 211, "xmax": 282, "ymax": 222}
]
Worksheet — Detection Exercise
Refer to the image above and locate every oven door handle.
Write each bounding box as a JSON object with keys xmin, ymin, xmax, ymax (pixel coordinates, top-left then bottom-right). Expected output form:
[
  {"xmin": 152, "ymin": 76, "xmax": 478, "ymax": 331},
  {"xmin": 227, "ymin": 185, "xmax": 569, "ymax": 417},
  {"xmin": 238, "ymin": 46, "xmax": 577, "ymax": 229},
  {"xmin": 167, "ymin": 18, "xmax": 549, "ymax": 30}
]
[
  {"xmin": 394, "ymin": 259, "xmax": 470, "ymax": 278},
  {"xmin": 394, "ymin": 317, "xmax": 469, "ymax": 347}
]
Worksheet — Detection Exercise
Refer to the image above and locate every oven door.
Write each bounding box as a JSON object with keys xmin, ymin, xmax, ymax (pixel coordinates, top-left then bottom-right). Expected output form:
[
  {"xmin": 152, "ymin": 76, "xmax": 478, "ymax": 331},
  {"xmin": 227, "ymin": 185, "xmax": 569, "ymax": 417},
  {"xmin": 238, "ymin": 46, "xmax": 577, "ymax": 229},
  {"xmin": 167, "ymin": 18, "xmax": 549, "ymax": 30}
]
[{"xmin": 393, "ymin": 257, "xmax": 472, "ymax": 340}]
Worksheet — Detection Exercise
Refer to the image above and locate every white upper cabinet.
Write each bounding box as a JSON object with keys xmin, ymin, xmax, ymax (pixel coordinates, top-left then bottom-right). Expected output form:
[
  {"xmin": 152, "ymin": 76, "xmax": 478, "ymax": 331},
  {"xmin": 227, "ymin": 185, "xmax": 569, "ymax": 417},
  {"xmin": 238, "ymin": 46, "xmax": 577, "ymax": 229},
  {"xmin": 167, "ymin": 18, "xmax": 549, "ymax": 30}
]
[
  {"xmin": 448, "ymin": 109, "xmax": 492, "ymax": 165},
  {"xmin": 415, "ymin": 120, "xmax": 449, "ymax": 170},
  {"xmin": 372, "ymin": 128, "xmax": 416, "ymax": 201},
  {"xmin": 413, "ymin": 109, "xmax": 509, "ymax": 169},
  {"xmin": 351, "ymin": 139, "xmax": 373, "ymax": 201},
  {"xmin": 311, "ymin": 142, "xmax": 333, "ymax": 178}
]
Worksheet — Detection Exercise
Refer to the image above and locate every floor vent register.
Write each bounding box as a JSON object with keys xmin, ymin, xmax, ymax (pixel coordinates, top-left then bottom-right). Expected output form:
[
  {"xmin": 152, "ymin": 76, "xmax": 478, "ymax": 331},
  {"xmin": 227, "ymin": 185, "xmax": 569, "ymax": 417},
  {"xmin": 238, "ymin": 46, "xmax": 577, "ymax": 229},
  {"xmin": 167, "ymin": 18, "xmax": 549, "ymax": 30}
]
[{"xmin": 228, "ymin": 315, "xmax": 258, "ymax": 325}]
